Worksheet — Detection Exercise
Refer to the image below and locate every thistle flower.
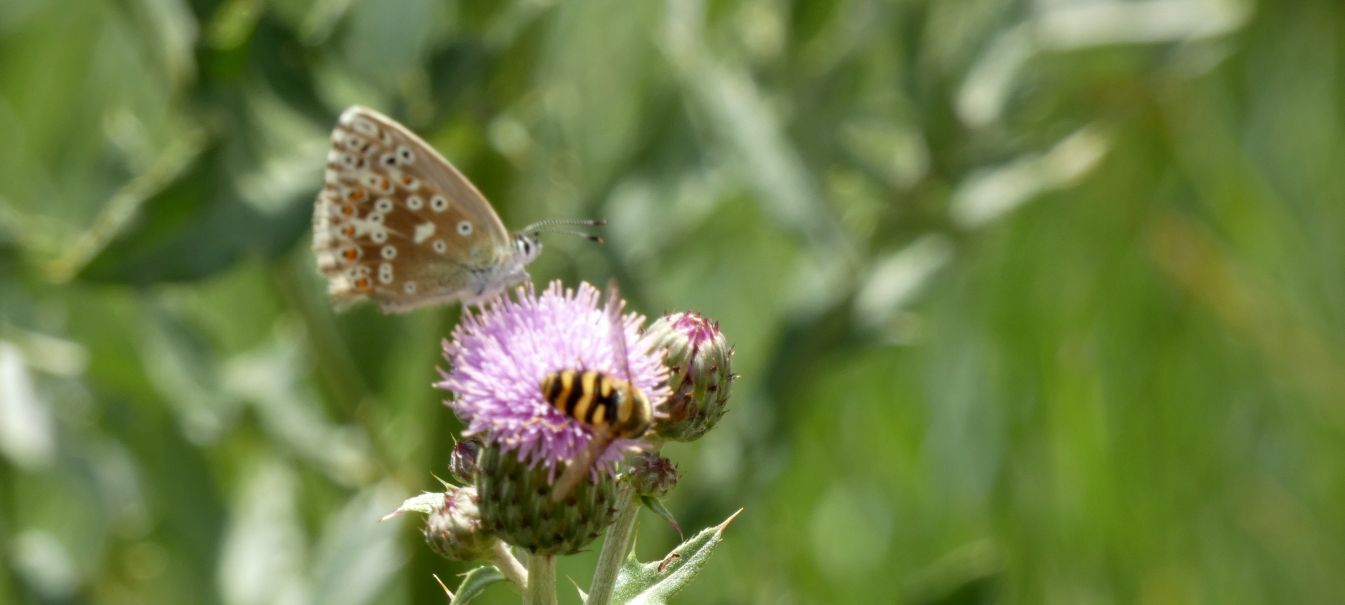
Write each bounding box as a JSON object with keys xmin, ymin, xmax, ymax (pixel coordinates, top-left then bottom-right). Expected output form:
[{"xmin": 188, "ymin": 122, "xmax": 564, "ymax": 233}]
[
  {"xmin": 423, "ymin": 486, "xmax": 495, "ymax": 561},
  {"xmin": 627, "ymin": 451, "xmax": 678, "ymax": 498},
  {"xmin": 436, "ymin": 281, "xmax": 670, "ymax": 553},
  {"xmin": 644, "ymin": 312, "xmax": 736, "ymax": 442},
  {"xmin": 384, "ymin": 486, "xmax": 497, "ymax": 562},
  {"xmin": 436, "ymin": 281, "xmax": 670, "ymax": 476}
]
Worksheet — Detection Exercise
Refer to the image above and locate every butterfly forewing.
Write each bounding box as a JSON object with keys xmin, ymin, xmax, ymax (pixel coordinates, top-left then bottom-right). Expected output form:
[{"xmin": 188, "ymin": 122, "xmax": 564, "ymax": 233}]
[{"xmin": 313, "ymin": 106, "xmax": 516, "ymax": 312}]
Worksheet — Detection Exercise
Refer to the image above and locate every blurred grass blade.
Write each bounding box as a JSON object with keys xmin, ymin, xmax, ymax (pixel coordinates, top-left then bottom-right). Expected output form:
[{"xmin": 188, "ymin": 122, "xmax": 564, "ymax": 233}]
[
  {"xmin": 951, "ymin": 126, "xmax": 1109, "ymax": 229},
  {"xmin": 48, "ymin": 129, "xmax": 209, "ymax": 283},
  {"xmin": 308, "ymin": 484, "xmax": 404, "ymax": 605},
  {"xmin": 218, "ymin": 461, "xmax": 305, "ymax": 605},
  {"xmin": 0, "ymin": 341, "xmax": 56, "ymax": 470},
  {"xmin": 853, "ymin": 235, "xmax": 954, "ymax": 336}
]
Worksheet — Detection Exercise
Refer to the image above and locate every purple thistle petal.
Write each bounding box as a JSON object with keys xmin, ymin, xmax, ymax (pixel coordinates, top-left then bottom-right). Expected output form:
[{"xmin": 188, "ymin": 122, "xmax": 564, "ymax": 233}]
[{"xmin": 436, "ymin": 281, "xmax": 670, "ymax": 478}]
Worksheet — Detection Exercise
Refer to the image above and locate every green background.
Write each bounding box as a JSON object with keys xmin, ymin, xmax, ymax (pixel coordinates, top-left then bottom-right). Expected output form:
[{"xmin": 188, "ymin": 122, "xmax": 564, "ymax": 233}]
[{"xmin": 2, "ymin": 0, "xmax": 1343, "ymax": 603}]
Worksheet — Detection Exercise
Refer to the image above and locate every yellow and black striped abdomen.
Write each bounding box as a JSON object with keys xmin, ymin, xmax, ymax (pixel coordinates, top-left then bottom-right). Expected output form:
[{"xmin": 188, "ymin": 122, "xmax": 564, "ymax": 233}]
[
  {"xmin": 542, "ymin": 370, "xmax": 619, "ymax": 428},
  {"xmin": 540, "ymin": 369, "xmax": 652, "ymax": 438}
]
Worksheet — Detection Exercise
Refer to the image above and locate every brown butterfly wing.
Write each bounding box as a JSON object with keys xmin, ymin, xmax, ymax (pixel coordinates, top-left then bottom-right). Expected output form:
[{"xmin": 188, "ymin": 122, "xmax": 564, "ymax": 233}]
[{"xmin": 312, "ymin": 106, "xmax": 516, "ymax": 313}]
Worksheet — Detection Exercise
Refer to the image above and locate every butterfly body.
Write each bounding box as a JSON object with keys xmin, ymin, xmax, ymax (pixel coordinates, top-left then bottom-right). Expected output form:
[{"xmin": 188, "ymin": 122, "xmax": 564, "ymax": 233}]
[{"xmin": 313, "ymin": 106, "xmax": 554, "ymax": 313}]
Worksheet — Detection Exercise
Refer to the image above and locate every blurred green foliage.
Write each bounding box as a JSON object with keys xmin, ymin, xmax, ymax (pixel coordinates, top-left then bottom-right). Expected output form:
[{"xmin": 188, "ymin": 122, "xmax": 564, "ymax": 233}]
[{"xmin": 2, "ymin": 0, "xmax": 1344, "ymax": 603}]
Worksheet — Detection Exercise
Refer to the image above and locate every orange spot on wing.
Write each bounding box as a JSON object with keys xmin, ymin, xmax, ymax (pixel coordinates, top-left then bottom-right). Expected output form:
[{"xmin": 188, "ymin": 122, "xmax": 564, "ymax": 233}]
[
  {"xmin": 355, "ymin": 277, "xmax": 371, "ymax": 291},
  {"xmin": 348, "ymin": 189, "xmax": 366, "ymax": 202},
  {"xmin": 341, "ymin": 204, "xmax": 355, "ymax": 216},
  {"xmin": 343, "ymin": 248, "xmax": 358, "ymax": 261},
  {"xmin": 342, "ymin": 225, "xmax": 355, "ymax": 237}
]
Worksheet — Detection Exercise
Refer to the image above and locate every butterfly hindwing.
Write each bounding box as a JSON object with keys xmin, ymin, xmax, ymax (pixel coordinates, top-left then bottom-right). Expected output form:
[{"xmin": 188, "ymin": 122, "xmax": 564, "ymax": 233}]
[{"xmin": 313, "ymin": 107, "xmax": 518, "ymax": 312}]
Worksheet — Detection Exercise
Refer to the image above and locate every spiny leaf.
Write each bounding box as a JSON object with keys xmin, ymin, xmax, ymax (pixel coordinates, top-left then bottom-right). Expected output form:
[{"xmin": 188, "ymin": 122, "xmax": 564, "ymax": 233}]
[
  {"xmin": 380, "ymin": 492, "xmax": 445, "ymax": 521},
  {"xmin": 450, "ymin": 566, "xmax": 504, "ymax": 605},
  {"xmin": 610, "ymin": 509, "xmax": 742, "ymax": 605},
  {"xmin": 568, "ymin": 575, "xmax": 589, "ymax": 603}
]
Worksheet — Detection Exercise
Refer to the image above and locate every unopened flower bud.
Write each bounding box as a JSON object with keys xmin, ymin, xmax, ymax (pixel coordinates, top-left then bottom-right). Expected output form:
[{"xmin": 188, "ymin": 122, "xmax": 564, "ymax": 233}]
[
  {"xmin": 422, "ymin": 487, "xmax": 496, "ymax": 561},
  {"xmin": 645, "ymin": 312, "xmax": 736, "ymax": 442},
  {"xmin": 476, "ymin": 445, "xmax": 618, "ymax": 555},
  {"xmin": 449, "ymin": 438, "xmax": 482, "ymax": 485},
  {"xmin": 627, "ymin": 452, "xmax": 678, "ymax": 498}
]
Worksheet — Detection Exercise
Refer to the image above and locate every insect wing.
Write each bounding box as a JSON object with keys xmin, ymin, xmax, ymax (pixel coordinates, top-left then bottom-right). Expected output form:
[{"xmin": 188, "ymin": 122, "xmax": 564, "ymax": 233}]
[
  {"xmin": 313, "ymin": 106, "xmax": 515, "ymax": 312},
  {"xmin": 604, "ymin": 280, "xmax": 636, "ymax": 384}
]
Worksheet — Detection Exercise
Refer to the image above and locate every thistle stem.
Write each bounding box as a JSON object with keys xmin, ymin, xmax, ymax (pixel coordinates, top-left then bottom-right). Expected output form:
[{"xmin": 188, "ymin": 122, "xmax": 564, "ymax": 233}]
[
  {"xmin": 586, "ymin": 486, "xmax": 640, "ymax": 605},
  {"xmin": 487, "ymin": 541, "xmax": 528, "ymax": 591},
  {"xmin": 525, "ymin": 554, "xmax": 556, "ymax": 605}
]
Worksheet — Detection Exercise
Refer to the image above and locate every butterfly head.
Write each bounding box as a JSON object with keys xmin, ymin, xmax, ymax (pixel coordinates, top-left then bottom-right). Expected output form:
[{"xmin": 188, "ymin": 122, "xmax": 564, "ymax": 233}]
[{"xmin": 514, "ymin": 231, "xmax": 544, "ymax": 265}]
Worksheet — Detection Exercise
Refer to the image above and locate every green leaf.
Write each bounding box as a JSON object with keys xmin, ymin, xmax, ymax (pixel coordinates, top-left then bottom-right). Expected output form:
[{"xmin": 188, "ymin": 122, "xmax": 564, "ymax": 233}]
[
  {"xmin": 450, "ymin": 566, "xmax": 505, "ymax": 605},
  {"xmin": 610, "ymin": 509, "xmax": 742, "ymax": 605},
  {"xmin": 638, "ymin": 495, "xmax": 683, "ymax": 541}
]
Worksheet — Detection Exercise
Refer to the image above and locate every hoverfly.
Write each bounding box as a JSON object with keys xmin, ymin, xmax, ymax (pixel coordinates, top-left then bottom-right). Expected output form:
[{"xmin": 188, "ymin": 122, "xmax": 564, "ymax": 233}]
[{"xmin": 542, "ymin": 281, "xmax": 653, "ymax": 500}]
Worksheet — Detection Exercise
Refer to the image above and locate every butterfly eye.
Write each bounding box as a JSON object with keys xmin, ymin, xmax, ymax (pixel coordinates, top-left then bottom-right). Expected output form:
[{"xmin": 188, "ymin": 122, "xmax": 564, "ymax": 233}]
[
  {"xmin": 381, "ymin": 153, "xmax": 397, "ymax": 167},
  {"xmin": 404, "ymin": 282, "xmax": 418, "ymax": 294},
  {"xmin": 378, "ymin": 263, "xmax": 395, "ymax": 284},
  {"xmin": 397, "ymin": 146, "xmax": 414, "ymax": 164},
  {"xmin": 375, "ymin": 198, "xmax": 394, "ymax": 213},
  {"xmin": 381, "ymin": 245, "xmax": 397, "ymax": 259},
  {"xmin": 431, "ymin": 196, "xmax": 448, "ymax": 212},
  {"xmin": 432, "ymin": 240, "xmax": 447, "ymax": 254},
  {"xmin": 372, "ymin": 230, "xmax": 388, "ymax": 244},
  {"xmin": 457, "ymin": 221, "xmax": 473, "ymax": 236},
  {"xmin": 406, "ymin": 196, "xmax": 423, "ymax": 210}
]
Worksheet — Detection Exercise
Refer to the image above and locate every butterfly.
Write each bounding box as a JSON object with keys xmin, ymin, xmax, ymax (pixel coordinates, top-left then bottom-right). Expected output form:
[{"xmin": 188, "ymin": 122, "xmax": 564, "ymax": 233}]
[{"xmin": 312, "ymin": 106, "xmax": 601, "ymax": 313}]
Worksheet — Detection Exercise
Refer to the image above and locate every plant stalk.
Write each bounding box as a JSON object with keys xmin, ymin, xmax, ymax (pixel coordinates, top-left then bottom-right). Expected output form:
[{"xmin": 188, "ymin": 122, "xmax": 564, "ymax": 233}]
[
  {"xmin": 487, "ymin": 541, "xmax": 528, "ymax": 591},
  {"xmin": 525, "ymin": 554, "xmax": 556, "ymax": 605},
  {"xmin": 586, "ymin": 486, "xmax": 640, "ymax": 605}
]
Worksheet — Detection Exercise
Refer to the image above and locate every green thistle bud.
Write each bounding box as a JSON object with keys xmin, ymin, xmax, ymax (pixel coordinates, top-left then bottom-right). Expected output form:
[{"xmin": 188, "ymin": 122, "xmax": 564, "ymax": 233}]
[
  {"xmin": 422, "ymin": 487, "xmax": 497, "ymax": 561},
  {"xmin": 476, "ymin": 445, "xmax": 618, "ymax": 555},
  {"xmin": 449, "ymin": 438, "xmax": 482, "ymax": 485},
  {"xmin": 644, "ymin": 312, "xmax": 736, "ymax": 442},
  {"xmin": 627, "ymin": 452, "xmax": 678, "ymax": 498}
]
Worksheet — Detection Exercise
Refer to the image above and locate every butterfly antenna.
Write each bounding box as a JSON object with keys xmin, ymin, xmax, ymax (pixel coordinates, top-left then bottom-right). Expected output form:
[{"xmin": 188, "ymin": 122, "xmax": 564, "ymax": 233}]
[
  {"xmin": 545, "ymin": 228, "xmax": 604, "ymax": 244},
  {"xmin": 521, "ymin": 219, "xmax": 606, "ymax": 243}
]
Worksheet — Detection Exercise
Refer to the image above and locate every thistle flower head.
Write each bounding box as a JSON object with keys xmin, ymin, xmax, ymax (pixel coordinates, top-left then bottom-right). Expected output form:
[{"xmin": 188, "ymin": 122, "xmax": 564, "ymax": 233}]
[
  {"xmin": 627, "ymin": 451, "xmax": 679, "ymax": 498},
  {"xmin": 384, "ymin": 486, "xmax": 497, "ymax": 562},
  {"xmin": 422, "ymin": 486, "xmax": 496, "ymax": 561},
  {"xmin": 437, "ymin": 281, "xmax": 670, "ymax": 477},
  {"xmin": 645, "ymin": 311, "xmax": 736, "ymax": 442}
]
